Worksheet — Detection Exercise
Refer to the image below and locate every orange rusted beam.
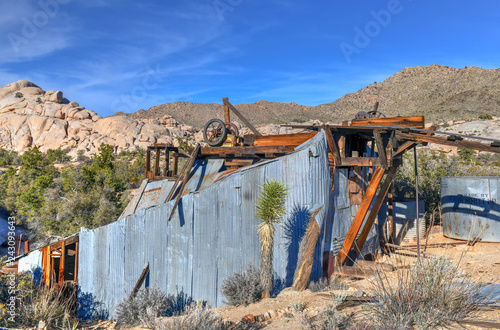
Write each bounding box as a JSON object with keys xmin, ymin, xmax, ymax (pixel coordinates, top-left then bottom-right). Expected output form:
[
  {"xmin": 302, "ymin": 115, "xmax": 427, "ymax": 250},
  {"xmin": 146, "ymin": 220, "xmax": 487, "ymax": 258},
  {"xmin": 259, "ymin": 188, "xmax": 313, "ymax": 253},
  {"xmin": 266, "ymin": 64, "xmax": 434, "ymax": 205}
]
[{"xmin": 337, "ymin": 167, "xmax": 385, "ymax": 265}]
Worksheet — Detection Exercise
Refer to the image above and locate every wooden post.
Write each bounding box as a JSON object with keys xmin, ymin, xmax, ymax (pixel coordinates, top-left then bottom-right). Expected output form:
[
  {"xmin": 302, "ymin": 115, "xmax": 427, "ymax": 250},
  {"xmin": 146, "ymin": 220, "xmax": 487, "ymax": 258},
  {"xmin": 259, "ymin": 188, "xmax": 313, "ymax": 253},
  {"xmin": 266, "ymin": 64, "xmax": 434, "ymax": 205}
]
[
  {"xmin": 154, "ymin": 147, "xmax": 161, "ymax": 178},
  {"xmin": 173, "ymin": 153, "xmax": 179, "ymax": 176},
  {"xmin": 354, "ymin": 167, "xmax": 398, "ymax": 258},
  {"xmin": 292, "ymin": 207, "xmax": 323, "ymax": 291},
  {"xmin": 374, "ymin": 130, "xmax": 388, "ymax": 170},
  {"xmin": 146, "ymin": 148, "xmax": 151, "ymax": 178},
  {"xmin": 224, "ymin": 102, "xmax": 230, "ymax": 123},
  {"xmin": 164, "ymin": 147, "xmax": 169, "ymax": 176},
  {"xmin": 337, "ymin": 167, "xmax": 385, "ymax": 265},
  {"xmin": 59, "ymin": 240, "xmax": 65, "ymax": 287}
]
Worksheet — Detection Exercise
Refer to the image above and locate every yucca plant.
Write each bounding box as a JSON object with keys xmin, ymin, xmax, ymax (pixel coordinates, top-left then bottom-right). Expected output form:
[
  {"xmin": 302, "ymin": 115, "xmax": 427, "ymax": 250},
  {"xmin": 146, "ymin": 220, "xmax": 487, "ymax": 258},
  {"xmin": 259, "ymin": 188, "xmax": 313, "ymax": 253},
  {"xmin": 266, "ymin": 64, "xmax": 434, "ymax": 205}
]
[{"xmin": 255, "ymin": 179, "xmax": 287, "ymax": 298}]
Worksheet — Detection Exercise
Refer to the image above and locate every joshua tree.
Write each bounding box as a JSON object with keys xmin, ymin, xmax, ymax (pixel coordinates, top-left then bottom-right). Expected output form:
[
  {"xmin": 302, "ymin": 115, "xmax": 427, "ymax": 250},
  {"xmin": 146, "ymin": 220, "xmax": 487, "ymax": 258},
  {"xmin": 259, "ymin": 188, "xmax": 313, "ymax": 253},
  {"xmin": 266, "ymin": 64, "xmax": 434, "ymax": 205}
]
[{"xmin": 255, "ymin": 179, "xmax": 287, "ymax": 298}]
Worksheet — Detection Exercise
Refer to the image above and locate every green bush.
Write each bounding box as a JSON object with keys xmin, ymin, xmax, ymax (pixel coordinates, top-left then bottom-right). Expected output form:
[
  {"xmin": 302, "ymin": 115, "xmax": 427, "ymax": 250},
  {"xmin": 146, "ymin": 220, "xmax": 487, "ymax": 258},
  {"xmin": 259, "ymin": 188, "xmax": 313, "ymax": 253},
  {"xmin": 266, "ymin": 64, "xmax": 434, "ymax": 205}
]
[
  {"xmin": 479, "ymin": 114, "xmax": 492, "ymax": 120},
  {"xmin": 15, "ymin": 92, "xmax": 23, "ymax": 98},
  {"xmin": 0, "ymin": 144, "xmax": 145, "ymax": 236}
]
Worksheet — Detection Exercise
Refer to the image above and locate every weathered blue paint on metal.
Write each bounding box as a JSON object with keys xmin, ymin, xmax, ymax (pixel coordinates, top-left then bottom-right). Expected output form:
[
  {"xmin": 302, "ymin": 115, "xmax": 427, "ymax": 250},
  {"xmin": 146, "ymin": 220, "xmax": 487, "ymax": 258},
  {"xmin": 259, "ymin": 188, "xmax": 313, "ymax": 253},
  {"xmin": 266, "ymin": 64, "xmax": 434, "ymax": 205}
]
[
  {"xmin": 378, "ymin": 201, "xmax": 425, "ymax": 244},
  {"xmin": 441, "ymin": 176, "xmax": 500, "ymax": 242},
  {"xmin": 77, "ymin": 130, "xmax": 379, "ymax": 319}
]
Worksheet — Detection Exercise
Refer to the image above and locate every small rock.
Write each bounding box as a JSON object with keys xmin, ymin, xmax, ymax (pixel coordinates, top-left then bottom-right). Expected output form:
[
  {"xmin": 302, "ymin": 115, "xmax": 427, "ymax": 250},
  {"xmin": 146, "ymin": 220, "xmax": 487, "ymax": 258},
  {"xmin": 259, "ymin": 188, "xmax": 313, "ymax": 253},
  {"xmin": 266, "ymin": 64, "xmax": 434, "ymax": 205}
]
[
  {"xmin": 354, "ymin": 290, "xmax": 365, "ymax": 297},
  {"xmin": 241, "ymin": 314, "xmax": 255, "ymax": 324},
  {"xmin": 264, "ymin": 311, "xmax": 271, "ymax": 319},
  {"xmin": 268, "ymin": 309, "xmax": 277, "ymax": 318},
  {"xmin": 446, "ymin": 120, "xmax": 454, "ymax": 126}
]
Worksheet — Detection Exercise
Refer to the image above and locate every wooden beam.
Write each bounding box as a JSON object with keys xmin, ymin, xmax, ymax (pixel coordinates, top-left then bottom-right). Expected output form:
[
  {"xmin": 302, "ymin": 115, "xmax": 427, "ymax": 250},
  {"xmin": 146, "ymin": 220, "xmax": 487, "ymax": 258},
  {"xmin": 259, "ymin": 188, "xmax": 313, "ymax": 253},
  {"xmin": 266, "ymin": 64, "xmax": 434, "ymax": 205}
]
[
  {"xmin": 251, "ymin": 132, "xmax": 317, "ymax": 147},
  {"xmin": 354, "ymin": 167, "xmax": 398, "ymax": 258},
  {"xmin": 352, "ymin": 116, "xmax": 425, "ymax": 128},
  {"xmin": 223, "ymin": 98, "xmax": 261, "ymax": 136},
  {"xmin": 224, "ymin": 159, "xmax": 255, "ymax": 167},
  {"xmin": 224, "ymin": 102, "xmax": 230, "ymax": 123},
  {"xmin": 154, "ymin": 147, "xmax": 161, "ymax": 177},
  {"xmin": 396, "ymin": 131, "xmax": 500, "ymax": 153},
  {"xmin": 394, "ymin": 140, "xmax": 417, "ymax": 157},
  {"xmin": 324, "ymin": 127, "xmax": 341, "ymax": 166},
  {"xmin": 130, "ymin": 262, "xmax": 150, "ymax": 299},
  {"xmin": 374, "ymin": 130, "xmax": 388, "ymax": 170},
  {"xmin": 200, "ymin": 145, "xmax": 295, "ymax": 157},
  {"xmin": 340, "ymin": 157, "xmax": 382, "ymax": 167},
  {"xmin": 337, "ymin": 167, "xmax": 385, "ymax": 265},
  {"xmin": 168, "ymin": 144, "xmax": 201, "ymax": 221},
  {"xmin": 146, "ymin": 149, "xmax": 151, "ymax": 178},
  {"xmin": 59, "ymin": 240, "xmax": 65, "ymax": 287},
  {"xmin": 292, "ymin": 207, "xmax": 322, "ymax": 291}
]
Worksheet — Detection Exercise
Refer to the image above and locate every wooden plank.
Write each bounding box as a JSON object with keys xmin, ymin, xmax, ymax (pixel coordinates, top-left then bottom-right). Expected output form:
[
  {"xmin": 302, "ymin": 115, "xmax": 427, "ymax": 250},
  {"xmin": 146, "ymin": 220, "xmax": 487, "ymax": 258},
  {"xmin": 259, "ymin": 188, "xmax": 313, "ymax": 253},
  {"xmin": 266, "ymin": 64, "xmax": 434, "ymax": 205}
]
[
  {"xmin": 251, "ymin": 132, "xmax": 317, "ymax": 147},
  {"xmin": 396, "ymin": 131, "xmax": 500, "ymax": 153},
  {"xmin": 223, "ymin": 98, "xmax": 261, "ymax": 135},
  {"xmin": 337, "ymin": 167, "xmax": 385, "ymax": 265},
  {"xmin": 460, "ymin": 320, "xmax": 500, "ymax": 329},
  {"xmin": 374, "ymin": 130, "xmax": 388, "ymax": 170},
  {"xmin": 324, "ymin": 127, "xmax": 341, "ymax": 166},
  {"xmin": 200, "ymin": 145, "xmax": 296, "ymax": 157},
  {"xmin": 292, "ymin": 207, "xmax": 322, "ymax": 291},
  {"xmin": 130, "ymin": 262, "xmax": 150, "ymax": 299},
  {"xmin": 224, "ymin": 159, "xmax": 255, "ymax": 167},
  {"xmin": 168, "ymin": 144, "xmax": 201, "ymax": 221},
  {"xmin": 146, "ymin": 149, "xmax": 151, "ymax": 176},
  {"xmin": 352, "ymin": 116, "xmax": 425, "ymax": 128},
  {"xmin": 340, "ymin": 157, "xmax": 382, "ymax": 167},
  {"xmin": 354, "ymin": 167, "xmax": 398, "ymax": 258},
  {"xmin": 59, "ymin": 240, "xmax": 65, "ymax": 287}
]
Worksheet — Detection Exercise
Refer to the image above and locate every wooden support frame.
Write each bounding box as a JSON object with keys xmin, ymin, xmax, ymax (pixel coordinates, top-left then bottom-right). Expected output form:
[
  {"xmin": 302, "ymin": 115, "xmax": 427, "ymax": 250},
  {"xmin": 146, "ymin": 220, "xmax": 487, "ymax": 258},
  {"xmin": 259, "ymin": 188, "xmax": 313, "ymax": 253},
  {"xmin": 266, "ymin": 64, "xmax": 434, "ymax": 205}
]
[
  {"xmin": 337, "ymin": 167, "xmax": 385, "ymax": 265},
  {"xmin": 373, "ymin": 130, "xmax": 388, "ymax": 170},
  {"xmin": 353, "ymin": 166, "xmax": 398, "ymax": 259}
]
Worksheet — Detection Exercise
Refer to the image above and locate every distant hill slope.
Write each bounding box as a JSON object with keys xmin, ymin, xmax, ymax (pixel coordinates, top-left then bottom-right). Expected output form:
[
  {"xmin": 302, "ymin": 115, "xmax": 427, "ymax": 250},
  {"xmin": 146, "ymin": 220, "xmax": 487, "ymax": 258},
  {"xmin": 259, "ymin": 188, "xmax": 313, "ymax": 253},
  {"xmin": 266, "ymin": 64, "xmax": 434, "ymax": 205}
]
[{"xmin": 118, "ymin": 65, "xmax": 500, "ymax": 127}]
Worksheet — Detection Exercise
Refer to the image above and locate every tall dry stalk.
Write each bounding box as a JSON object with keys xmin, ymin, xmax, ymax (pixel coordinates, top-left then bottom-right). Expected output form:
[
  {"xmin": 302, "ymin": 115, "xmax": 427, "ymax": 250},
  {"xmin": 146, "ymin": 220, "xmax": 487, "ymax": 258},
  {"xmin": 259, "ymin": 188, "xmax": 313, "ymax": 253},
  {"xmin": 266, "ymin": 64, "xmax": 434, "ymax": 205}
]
[{"xmin": 255, "ymin": 179, "xmax": 287, "ymax": 298}]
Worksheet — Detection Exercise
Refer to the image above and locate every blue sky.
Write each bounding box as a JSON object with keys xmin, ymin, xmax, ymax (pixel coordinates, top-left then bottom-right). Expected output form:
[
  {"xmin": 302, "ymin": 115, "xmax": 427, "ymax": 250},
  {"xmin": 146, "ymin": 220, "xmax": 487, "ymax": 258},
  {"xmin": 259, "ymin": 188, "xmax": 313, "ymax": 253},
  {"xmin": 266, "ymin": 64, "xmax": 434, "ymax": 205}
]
[{"xmin": 1, "ymin": 0, "xmax": 499, "ymax": 117}]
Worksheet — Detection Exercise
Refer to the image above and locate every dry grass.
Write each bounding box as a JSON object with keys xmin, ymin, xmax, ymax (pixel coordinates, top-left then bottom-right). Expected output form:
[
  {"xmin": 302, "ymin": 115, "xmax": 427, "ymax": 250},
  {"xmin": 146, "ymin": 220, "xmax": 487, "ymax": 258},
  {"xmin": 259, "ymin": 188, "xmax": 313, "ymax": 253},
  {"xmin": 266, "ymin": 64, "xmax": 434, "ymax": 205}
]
[
  {"xmin": 221, "ymin": 265, "xmax": 262, "ymax": 306},
  {"xmin": 369, "ymin": 256, "xmax": 484, "ymax": 329}
]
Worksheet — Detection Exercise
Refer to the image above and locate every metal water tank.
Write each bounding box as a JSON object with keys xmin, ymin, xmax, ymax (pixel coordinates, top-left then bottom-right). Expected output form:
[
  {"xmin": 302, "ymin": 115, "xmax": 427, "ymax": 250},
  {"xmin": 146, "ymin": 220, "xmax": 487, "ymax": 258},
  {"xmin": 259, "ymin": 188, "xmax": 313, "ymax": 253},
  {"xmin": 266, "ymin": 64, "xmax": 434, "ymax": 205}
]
[{"xmin": 441, "ymin": 176, "xmax": 500, "ymax": 242}]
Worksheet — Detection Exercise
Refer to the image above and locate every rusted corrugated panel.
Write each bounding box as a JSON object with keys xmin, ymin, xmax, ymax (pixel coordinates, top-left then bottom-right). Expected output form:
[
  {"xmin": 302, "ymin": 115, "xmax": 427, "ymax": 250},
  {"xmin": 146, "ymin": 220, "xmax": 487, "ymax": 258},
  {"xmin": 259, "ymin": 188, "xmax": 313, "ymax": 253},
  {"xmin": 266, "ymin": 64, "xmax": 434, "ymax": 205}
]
[
  {"xmin": 78, "ymin": 130, "xmax": 358, "ymax": 319},
  {"xmin": 441, "ymin": 176, "xmax": 500, "ymax": 242}
]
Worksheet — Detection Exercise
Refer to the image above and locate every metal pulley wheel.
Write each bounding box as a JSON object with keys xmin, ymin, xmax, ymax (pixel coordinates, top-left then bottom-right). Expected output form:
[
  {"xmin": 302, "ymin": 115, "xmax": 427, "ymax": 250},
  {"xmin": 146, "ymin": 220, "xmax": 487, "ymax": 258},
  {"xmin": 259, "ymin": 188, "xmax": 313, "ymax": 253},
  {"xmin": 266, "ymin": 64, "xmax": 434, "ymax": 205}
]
[{"xmin": 203, "ymin": 118, "xmax": 227, "ymax": 146}]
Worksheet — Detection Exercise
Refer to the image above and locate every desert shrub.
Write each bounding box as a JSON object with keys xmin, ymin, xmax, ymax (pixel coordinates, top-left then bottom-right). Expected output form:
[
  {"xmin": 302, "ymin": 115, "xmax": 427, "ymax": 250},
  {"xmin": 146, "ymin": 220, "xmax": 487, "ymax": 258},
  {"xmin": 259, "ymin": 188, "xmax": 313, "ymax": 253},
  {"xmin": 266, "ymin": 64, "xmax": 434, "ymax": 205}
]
[
  {"xmin": 308, "ymin": 276, "xmax": 350, "ymax": 292},
  {"xmin": 479, "ymin": 113, "xmax": 492, "ymax": 120},
  {"xmin": 115, "ymin": 286, "xmax": 173, "ymax": 327},
  {"xmin": 153, "ymin": 304, "xmax": 232, "ymax": 330},
  {"xmin": 0, "ymin": 270, "xmax": 77, "ymax": 328},
  {"xmin": 289, "ymin": 301, "xmax": 308, "ymax": 313},
  {"xmin": 301, "ymin": 293, "xmax": 360, "ymax": 330},
  {"xmin": 0, "ymin": 149, "xmax": 19, "ymax": 166},
  {"xmin": 369, "ymin": 256, "xmax": 483, "ymax": 329},
  {"xmin": 221, "ymin": 265, "xmax": 262, "ymax": 306},
  {"xmin": 15, "ymin": 92, "xmax": 23, "ymax": 98}
]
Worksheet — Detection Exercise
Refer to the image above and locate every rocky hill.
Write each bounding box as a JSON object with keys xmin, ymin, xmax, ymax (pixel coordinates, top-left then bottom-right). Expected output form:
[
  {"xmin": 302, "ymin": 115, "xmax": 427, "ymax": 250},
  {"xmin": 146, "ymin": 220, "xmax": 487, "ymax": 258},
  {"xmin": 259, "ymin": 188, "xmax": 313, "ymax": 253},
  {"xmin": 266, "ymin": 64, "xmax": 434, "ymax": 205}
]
[
  {"xmin": 0, "ymin": 80, "xmax": 194, "ymax": 157},
  {"xmin": 119, "ymin": 65, "xmax": 500, "ymax": 128},
  {"xmin": 1, "ymin": 65, "xmax": 499, "ymax": 156}
]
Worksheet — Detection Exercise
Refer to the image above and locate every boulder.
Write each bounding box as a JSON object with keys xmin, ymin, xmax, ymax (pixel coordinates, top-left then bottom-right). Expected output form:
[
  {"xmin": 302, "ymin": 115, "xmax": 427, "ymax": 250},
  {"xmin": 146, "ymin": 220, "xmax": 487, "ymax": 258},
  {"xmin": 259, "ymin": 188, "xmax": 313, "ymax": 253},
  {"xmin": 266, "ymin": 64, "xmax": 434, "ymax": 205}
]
[{"xmin": 45, "ymin": 90, "xmax": 63, "ymax": 103}]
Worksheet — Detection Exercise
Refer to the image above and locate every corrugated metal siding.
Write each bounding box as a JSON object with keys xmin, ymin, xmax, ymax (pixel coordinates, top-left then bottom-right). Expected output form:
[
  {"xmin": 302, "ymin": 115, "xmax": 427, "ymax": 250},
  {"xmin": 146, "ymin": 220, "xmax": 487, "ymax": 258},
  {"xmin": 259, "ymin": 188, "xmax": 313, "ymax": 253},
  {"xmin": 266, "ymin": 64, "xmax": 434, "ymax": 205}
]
[
  {"xmin": 441, "ymin": 176, "xmax": 500, "ymax": 242},
  {"xmin": 78, "ymin": 130, "xmax": 374, "ymax": 319}
]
